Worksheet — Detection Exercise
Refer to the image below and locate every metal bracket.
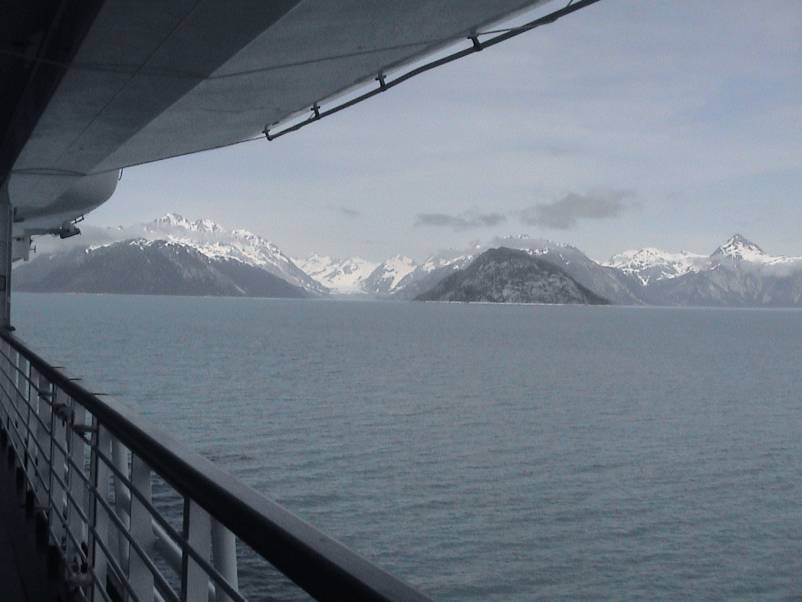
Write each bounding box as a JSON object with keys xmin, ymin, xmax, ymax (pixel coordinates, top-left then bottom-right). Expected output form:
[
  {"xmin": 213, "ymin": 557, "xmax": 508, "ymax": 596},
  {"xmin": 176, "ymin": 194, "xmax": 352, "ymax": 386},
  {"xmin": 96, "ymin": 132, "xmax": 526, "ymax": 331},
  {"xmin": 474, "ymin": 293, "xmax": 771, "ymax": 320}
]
[
  {"xmin": 52, "ymin": 402, "xmax": 74, "ymax": 423},
  {"xmin": 73, "ymin": 424, "xmax": 97, "ymax": 435}
]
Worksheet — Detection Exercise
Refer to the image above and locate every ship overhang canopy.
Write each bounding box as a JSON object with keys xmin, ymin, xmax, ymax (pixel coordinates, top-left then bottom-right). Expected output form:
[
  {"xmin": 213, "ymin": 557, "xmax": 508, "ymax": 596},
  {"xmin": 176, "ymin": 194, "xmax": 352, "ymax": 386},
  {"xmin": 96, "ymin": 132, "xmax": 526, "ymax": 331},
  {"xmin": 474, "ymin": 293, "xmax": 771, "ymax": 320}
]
[{"xmin": 1, "ymin": 0, "xmax": 558, "ymax": 236}]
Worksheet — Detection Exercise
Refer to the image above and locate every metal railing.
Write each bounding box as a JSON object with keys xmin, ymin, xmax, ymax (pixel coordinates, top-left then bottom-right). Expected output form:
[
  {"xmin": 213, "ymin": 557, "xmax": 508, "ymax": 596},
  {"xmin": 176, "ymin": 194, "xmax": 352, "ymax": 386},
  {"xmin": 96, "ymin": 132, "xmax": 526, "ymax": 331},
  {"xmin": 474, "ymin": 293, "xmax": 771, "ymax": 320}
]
[{"xmin": 0, "ymin": 331, "xmax": 432, "ymax": 602}]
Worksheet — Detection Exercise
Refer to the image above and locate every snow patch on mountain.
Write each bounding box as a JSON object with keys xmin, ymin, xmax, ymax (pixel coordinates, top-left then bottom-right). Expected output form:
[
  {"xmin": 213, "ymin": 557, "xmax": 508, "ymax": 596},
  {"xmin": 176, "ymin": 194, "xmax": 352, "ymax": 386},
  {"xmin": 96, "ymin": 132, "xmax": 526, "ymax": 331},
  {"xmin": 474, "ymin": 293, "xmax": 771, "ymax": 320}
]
[
  {"xmin": 606, "ymin": 248, "xmax": 708, "ymax": 285},
  {"xmin": 417, "ymin": 253, "xmax": 476, "ymax": 274},
  {"xmin": 294, "ymin": 254, "xmax": 378, "ymax": 294},
  {"xmin": 135, "ymin": 215, "xmax": 326, "ymax": 293},
  {"xmin": 362, "ymin": 256, "xmax": 418, "ymax": 295},
  {"xmin": 67, "ymin": 214, "xmax": 325, "ymax": 294},
  {"xmin": 608, "ymin": 234, "xmax": 802, "ymax": 285},
  {"xmin": 146, "ymin": 213, "xmax": 225, "ymax": 235},
  {"xmin": 376, "ymin": 256, "xmax": 418, "ymax": 289}
]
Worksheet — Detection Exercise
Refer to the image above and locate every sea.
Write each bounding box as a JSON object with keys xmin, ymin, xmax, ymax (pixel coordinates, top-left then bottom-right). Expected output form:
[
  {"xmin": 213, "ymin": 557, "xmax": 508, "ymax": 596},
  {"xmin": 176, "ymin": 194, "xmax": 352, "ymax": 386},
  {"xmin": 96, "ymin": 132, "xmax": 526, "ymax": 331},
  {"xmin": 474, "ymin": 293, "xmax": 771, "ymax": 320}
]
[{"xmin": 11, "ymin": 293, "xmax": 802, "ymax": 601}]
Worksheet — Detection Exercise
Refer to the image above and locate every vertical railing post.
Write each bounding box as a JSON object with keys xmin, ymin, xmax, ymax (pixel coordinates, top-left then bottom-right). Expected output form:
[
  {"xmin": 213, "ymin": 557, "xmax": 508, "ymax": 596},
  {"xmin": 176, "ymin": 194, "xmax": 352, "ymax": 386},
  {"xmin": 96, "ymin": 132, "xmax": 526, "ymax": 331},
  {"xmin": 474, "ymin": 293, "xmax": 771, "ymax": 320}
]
[
  {"xmin": 12, "ymin": 349, "xmax": 24, "ymax": 453},
  {"xmin": 0, "ymin": 339, "xmax": 8, "ymax": 430},
  {"xmin": 0, "ymin": 188, "xmax": 12, "ymax": 330},
  {"xmin": 111, "ymin": 438, "xmax": 130, "ymax": 574},
  {"xmin": 7, "ymin": 347, "xmax": 18, "ymax": 450},
  {"xmin": 89, "ymin": 422, "xmax": 112, "ymax": 602},
  {"xmin": 34, "ymin": 369, "xmax": 53, "ymax": 511},
  {"xmin": 181, "ymin": 499, "xmax": 212, "ymax": 602},
  {"xmin": 23, "ymin": 360, "xmax": 34, "ymax": 472},
  {"xmin": 128, "ymin": 454, "xmax": 155, "ymax": 600},
  {"xmin": 66, "ymin": 401, "xmax": 89, "ymax": 583},
  {"xmin": 211, "ymin": 520, "xmax": 239, "ymax": 602},
  {"xmin": 0, "ymin": 340, "xmax": 12, "ymax": 444},
  {"xmin": 49, "ymin": 386, "xmax": 69, "ymax": 555}
]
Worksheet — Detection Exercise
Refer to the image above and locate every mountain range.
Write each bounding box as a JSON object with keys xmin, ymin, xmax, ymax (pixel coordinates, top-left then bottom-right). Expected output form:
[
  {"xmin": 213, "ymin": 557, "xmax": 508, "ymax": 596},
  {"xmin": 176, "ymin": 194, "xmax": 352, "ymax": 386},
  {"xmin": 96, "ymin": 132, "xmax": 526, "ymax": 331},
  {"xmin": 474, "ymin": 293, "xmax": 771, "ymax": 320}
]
[{"xmin": 13, "ymin": 213, "xmax": 802, "ymax": 307}]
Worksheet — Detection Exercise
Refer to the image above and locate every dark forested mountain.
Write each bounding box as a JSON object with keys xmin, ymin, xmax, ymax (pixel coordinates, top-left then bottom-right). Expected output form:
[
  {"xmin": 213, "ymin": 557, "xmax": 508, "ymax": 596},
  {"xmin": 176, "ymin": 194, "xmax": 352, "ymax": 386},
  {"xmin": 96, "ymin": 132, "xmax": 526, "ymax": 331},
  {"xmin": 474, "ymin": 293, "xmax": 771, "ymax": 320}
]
[
  {"xmin": 490, "ymin": 236, "xmax": 642, "ymax": 304},
  {"xmin": 415, "ymin": 248, "xmax": 609, "ymax": 305},
  {"xmin": 13, "ymin": 239, "xmax": 307, "ymax": 298}
]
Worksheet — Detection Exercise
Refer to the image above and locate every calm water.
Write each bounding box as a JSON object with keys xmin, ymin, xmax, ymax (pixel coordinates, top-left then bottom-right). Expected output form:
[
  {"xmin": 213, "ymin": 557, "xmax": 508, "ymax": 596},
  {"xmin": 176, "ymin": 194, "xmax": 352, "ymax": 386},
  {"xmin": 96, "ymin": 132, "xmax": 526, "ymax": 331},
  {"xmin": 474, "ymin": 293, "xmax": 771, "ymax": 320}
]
[{"xmin": 11, "ymin": 294, "xmax": 802, "ymax": 601}]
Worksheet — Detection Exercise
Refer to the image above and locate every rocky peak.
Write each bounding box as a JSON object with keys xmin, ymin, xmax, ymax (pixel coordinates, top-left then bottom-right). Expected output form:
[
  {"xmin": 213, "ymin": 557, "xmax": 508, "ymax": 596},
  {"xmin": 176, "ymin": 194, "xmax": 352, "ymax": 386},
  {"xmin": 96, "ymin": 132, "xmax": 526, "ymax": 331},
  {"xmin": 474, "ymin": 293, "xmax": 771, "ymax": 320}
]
[{"xmin": 711, "ymin": 234, "xmax": 765, "ymax": 261}]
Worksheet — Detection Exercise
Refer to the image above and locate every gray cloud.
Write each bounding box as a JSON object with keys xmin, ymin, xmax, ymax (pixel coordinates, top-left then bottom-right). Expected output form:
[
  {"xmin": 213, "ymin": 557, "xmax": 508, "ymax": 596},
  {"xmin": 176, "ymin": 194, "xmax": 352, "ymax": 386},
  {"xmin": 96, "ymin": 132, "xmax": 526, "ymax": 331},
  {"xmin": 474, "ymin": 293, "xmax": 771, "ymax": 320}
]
[
  {"xmin": 331, "ymin": 205, "xmax": 360, "ymax": 218},
  {"xmin": 519, "ymin": 190, "xmax": 636, "ymax": 229},
  {"xmin": 414, "ymin": 212, "xmax": 506, "ymax": 231}
]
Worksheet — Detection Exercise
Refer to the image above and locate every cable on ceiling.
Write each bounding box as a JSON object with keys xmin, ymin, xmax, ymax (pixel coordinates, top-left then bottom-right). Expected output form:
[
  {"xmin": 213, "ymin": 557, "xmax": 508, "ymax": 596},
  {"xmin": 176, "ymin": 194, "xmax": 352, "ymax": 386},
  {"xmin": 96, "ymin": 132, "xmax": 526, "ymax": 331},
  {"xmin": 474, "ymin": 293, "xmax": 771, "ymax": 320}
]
[{"xmin": 262, "ymin": 0, "xmax": 601, "ymax": 142}]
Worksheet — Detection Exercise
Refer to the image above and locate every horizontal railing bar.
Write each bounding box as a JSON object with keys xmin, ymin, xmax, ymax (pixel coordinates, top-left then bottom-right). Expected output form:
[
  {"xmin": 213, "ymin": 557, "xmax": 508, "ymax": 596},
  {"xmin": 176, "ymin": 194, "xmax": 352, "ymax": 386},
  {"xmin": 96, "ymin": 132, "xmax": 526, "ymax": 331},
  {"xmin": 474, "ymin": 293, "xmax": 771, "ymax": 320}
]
[
  {"xmin": 0, "ymin": 375, "xmax": 31, "ymax": 416},
  {"xmin": 2, "ymin": 362, "xmax": 173, "ymax": 593},
  {"xmin": 0, "ymin": 395, "xmax": 54, "ymax": 497},
  {"xmin": 4, "ymin": 423, "xmax": 26, "ymax": 459},
  {"xmin": 47, "ymin": 492, "xmax": 88, "ymax": 562},
  {"xmin": 64, "ymin": 429, "xmax": 216, "ymax": 602},
  {"xmin": 41, "ymin": 511, "xmax": 104, "ymax": 602},
  {"xmin": 0, "ymin": 347, "xmax": 52, "ymax": 398},
  {"xmin": 3, "ymin": 414, "xmax": 30, "ymax": 450},
  {"xmin": 51, "ymin": 454, "xmax": 178, "ymax": 601},
  {"xmin": 90, "ymin": 446, "xmax": 246, "ymax": 602},
  {"xmin": 12, "ymin": 441, "xmax": 50, "ymax": 496},
  {"xmin": 0, "ymin": 369, "xmax": 54, "ymax": 433},
  {"xmin": 2, "ymin": 331, "xmax": 432, "ymax": 602},
  {"xmin": 57, "ymin": 444, "xmax": 181, "ymax": 602},
  {"xmin": 7, "ymin": 397, "xmax": 236, "ymax": 602},
  {"xmin": 90, "ymin": 475, "xmax": 179, "ymax": 602},
  {"xmin": 53, "ymin": 470, "xmax": 89, "ymax": 529},
  {"xmin": 2, "ymin": 385, "xmax": 231, "ymax": 602},
  {"xmin": 88, "ymin": 512, "xmax": 146, "ymax": 602},
  {"xmin": 0, "ymin": 372, "xmax": 177, "ymax": 602},
  {"xmin": 1, "ymin": 395, "xmax": 54, "ymax": 473}
]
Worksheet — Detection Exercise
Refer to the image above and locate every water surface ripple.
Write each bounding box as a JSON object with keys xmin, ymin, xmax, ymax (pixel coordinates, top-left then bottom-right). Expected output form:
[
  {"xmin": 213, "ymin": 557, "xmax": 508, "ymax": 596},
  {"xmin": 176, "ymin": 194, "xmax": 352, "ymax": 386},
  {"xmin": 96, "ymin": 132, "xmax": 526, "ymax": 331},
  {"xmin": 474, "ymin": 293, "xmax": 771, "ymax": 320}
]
[{"xmin": 12, "ymin": 295, "xmax": 801, "ymax": 601}]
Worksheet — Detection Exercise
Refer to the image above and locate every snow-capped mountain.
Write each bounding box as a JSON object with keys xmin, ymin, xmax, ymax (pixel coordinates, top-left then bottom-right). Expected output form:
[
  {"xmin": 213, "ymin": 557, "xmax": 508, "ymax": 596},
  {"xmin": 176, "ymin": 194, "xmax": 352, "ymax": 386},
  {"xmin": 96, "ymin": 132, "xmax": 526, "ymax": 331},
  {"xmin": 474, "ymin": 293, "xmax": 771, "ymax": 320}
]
[
  {"xmin": 608, "ymin": 234, "xmax": 801, "ymax": 286},
  {"xmin": 711, "ymin": 233, "xmax": 799, "ymax": 267},
  {"xmin": 293, "ymin": 254, "xmax": 377, "ymax": 295},
  {"xmin": 145, "ymin": 213, "xmax": 226, "ymax": 236},
  {"xmin": 14, "ymin": 238, "xmax": 307, "ymax": 298},
  {"xmin": 606, "ymin": 248, "xmax": 708, "ymax": 285},
  {"xmin": 297, "ymin": 248, "xmax": 477, "ymax": 299},
  {"xmin": 387, "ymin": 249, "xmax": 477, "ymax": 299},
  {"xmin": 418, "ymin": 250, "xmax": 477, "ymax": 274},
  {"xmin": 406, "ymin": 233, "xmax": 801, "ymax": 306},
  {"xmin": 90, "ymin": 213, "xmax": 326, "ymax": 294},
  {"xmin": 361, "ymin": 256, "xmax": 419, "ymax": 296},
  {"xmin": 607, "ymin": 234, "xmax": 802, "ymax": 307}
]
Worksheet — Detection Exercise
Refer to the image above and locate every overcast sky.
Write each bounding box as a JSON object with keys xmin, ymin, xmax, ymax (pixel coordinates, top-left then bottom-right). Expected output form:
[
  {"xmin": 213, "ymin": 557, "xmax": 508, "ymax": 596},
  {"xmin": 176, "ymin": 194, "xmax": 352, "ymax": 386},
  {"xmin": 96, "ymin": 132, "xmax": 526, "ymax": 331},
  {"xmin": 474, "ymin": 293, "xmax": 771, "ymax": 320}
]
[{"xmin": 87, "ymin": 0, "xmax": 801, "ymax": 262}]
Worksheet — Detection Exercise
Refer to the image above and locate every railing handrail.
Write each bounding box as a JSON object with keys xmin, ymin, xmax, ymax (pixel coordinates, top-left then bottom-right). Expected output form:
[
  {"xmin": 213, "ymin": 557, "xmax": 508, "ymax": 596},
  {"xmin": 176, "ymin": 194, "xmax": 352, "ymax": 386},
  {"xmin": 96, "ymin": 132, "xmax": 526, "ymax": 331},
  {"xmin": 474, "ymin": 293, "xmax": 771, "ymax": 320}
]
[{"xmin": 1, "ymin": 330, "xmax": 432, "ymax": 602}]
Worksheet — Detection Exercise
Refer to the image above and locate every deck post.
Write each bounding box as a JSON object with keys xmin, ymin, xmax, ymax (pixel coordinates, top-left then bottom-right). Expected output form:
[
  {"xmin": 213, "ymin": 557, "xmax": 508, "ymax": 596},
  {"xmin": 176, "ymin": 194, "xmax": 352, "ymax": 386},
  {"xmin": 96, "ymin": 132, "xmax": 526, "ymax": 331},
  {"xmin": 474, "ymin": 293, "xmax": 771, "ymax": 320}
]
[
  {"xmin": 182, "ymin": 499, "xmax": 212, "ymax": 602},
  {"xmin": 128, "ymin": 454, "xmax": 155, "ymax": 600},
  {"xmin": 0, "ymin": 185, "xmax": 11, "ymax": 330},
  {"xmin": 211, "ymin": 519, "xmax": 239, "ymax": 602}
]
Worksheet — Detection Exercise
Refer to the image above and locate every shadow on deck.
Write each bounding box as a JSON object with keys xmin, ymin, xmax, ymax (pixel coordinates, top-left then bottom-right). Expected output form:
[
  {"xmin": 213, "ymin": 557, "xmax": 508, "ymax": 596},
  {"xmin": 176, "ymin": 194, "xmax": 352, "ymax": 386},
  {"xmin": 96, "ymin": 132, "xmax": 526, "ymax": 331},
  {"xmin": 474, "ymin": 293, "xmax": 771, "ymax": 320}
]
[{"xmin": 0, "ymin": 432, "xmax": 70, "ymax": 602}]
